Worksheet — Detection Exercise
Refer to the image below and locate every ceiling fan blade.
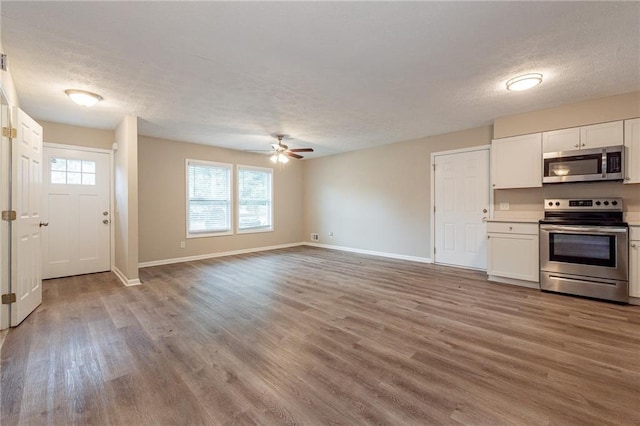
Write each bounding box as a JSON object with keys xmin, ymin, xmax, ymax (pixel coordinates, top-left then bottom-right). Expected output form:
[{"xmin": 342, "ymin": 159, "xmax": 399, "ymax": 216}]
[
  {"xmin": 288, "ymin": 148, "xmax": 314, "ymax": 153},
  {"xmin": 285, "ymin": 152, "xmax": 304, "ymax": 159}
]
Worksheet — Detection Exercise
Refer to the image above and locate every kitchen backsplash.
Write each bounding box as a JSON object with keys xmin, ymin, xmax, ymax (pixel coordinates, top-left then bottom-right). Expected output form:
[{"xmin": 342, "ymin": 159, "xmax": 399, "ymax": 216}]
[{"xmin": 493, "ymin": 181, "xmax": 640, "ymax": 220}]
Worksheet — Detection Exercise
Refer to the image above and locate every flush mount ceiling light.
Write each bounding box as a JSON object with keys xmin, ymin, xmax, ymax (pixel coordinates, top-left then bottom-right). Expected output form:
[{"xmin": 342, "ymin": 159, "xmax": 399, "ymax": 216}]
[
  {"xmin": 64, "ymin": 89, "xmax": 103, "ymax": 106},
  {"xmin": 506, "ymin": 73, "xmax": 543, "ymax": 91}
]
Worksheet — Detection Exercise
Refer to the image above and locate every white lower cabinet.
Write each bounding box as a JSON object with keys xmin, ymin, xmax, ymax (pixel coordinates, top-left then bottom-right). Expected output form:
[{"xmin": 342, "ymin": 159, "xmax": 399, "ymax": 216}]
[
  {"xmin": 487, "ymin": 221, "xmax": 539, "ymax": 284},
  {"xmin": 630, "ymin": 226, "xmax": 640, "ymax": 299}
]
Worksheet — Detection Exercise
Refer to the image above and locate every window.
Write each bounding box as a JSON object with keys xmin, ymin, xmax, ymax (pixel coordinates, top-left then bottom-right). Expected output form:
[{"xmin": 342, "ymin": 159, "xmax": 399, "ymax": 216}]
[
  {"xmin": 237, "ymin": 166, "xmax": 273, "ymax": 233},
  {"xmin": 186, "ymin": 159, "xmax": 232, "ymax": 237},
  {"xmin": 50, "ymin": 157, "xmax": 96, "ymax": 185}
]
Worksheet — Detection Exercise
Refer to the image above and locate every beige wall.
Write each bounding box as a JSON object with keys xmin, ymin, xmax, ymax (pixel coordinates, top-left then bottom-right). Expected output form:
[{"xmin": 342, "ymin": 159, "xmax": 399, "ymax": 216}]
[
  {"xmin": 493, "ymin": 91, "xmax": 640, "ymax": 219},
  {"xmin": 114, "ymin": 115, "xmax": 139, "ymax": 282},
  {"xmin": 138, "ymin": 136, "xmax": 304, "ymax": 263},
  {"xmin": 303, "ymin": 126, "xmax": 493, "ymax": 259},
  {"xmin": 37, "ymin": 120, "xmax": 114, "ymax": 150},
  {"xmin": 494, "ymin": 91, "xmax": 640, "ymax": 139}
]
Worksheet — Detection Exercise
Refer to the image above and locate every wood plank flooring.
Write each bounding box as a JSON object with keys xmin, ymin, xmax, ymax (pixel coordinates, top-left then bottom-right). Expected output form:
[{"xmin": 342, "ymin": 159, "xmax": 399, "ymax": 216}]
[{"xmin": 2, "ymin": 246, "xmax": 639, "ymax": 425}]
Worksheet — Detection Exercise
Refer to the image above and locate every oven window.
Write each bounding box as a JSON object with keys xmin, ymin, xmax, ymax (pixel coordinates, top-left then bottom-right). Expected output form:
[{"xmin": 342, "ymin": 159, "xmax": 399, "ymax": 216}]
[
  {"xmin": 544, "ymin": 154, "xmax": 601, "ymax": 177},
  {"xmin": 549, "ymin": 233, "xmax": 616, "ymax": 267}
]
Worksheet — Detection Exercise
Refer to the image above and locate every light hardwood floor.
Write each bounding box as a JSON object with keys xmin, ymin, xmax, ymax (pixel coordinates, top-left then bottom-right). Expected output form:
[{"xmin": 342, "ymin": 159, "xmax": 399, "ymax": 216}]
[{"xmin": 2, "ymin": 246, "xmax": 639, "ymax": 425}]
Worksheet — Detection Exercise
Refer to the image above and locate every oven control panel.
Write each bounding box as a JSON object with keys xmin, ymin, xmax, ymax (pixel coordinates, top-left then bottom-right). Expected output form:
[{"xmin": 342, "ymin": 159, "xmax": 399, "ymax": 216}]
[{"xmin": 544, "ymin": 198, "xmax": 623, "ymax": 211}]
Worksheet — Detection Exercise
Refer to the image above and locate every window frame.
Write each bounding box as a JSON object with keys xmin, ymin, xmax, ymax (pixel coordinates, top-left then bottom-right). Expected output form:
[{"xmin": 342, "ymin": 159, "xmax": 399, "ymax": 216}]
[
  {"xmin": 185, "ymin": 159, "xmax": 233, "ymax": 239},
  {"xmin": 236, "ymin": 164, "xmax": 274, "ymax": 234}
]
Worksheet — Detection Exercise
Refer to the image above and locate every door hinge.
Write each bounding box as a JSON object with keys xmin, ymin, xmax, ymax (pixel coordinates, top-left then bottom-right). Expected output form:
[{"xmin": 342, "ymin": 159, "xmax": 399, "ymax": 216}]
[
  {"xmin": 0, "ymin": 53, "xmax": 6, "ymax": 71},
  {"xmin": 2, "ymin": 127, "xmax": 16, "ymax": 139},
  {"xmin": 433, "ymin": 247, "xmax": 436, "ymax": 254},
  {"xmin": 433, "ymin": 164, "xmax": 436, "ymax": 171},
  {"xmin": 2, "ymin": 293, "xmax": 16, "ymax": 304},
  {"xmin": 433, "ymin": 205, "xmax": 436, "ymax": 213},
  {"xmin": 1, "ymin": 210, "xmax": 16, "ymax": 221}
]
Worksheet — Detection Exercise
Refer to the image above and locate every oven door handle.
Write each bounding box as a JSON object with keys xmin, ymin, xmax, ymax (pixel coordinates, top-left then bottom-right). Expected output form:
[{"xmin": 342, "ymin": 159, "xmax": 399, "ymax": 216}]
[{"xmin": 540, "ymin": 225, "xmax": 628, "ymax": 234}]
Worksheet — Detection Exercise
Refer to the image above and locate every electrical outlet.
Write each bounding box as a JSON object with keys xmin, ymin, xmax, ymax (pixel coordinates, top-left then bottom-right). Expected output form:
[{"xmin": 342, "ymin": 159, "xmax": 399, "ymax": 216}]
[
  {"xmin": 499, "ymin": 202, "xmax": 510, "ymax": 211},
  {"xmin": 329, "ymin": 232, "xmax": 334, "ymax": 238},
  {"xmin": 310, "ymin": 233, "xmax": 319, "ymax": 241},
  {"xmin": 180, "ymin": 241, "xmax": 186, "ymax": 248}
]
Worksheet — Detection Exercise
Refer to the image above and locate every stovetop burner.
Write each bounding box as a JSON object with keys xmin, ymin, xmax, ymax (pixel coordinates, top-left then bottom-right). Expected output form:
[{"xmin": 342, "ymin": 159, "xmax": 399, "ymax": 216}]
[{"xmin": 540, "ymin": 198, "xmax": 626, "ymax": 226}]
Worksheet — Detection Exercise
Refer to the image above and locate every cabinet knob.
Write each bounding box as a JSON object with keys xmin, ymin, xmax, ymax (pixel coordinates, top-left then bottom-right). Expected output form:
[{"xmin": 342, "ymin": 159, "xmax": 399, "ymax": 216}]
[
  {"xmin": 574, "ymin": 144, "xmax": 579, "ymax": 148},
  {"xmin": 632, "ymin": 243, "xmax": 637, "ymax": 248},
  {"xmin": 581, "ymin": 143, "xmax": 585, "ymax": 147},
  {"xmin": 509, "ymin": 226, "xmax": 513, "ymax": 231},
  {"xmin": 625, "ymin": 177, "xmax": 631, "ymax": 180}
]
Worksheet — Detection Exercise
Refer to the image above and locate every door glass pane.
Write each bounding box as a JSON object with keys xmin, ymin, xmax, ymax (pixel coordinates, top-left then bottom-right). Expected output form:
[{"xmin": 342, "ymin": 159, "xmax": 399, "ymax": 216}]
[
  {"xmin": 51, "ymin": 171, "xmax": 66, "ymax": 184},
  {"xmin": 82, "ymin": 161, "xmax": 96, "ymax": 173},
  {"xmin": 51, "ymin": 158, "xmax": 66, "ymax": 171},
  {"xmin": 67, "ymin": 159, "xmax": 82, "ymax": 172},
  {"xmin": 67, "ymin": 172, "xmax": 81, "ymax": 184}
]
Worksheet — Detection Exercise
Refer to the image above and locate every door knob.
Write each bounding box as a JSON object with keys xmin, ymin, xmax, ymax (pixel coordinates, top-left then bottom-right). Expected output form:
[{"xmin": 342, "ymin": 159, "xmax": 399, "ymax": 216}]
[
  {"xmin": 482, "ymin": 209, "xmax": 488, "ymax": 213},
  {"xmin": 39, "ymin": 222, "xmax": 49, "ymax": 227},
  {"xmin": 103, "ymin": 219, "xmax": 110, "ymax": 224},
  {"xmin": 103, "ymin": 211, "xmax": 109, "ymax": 216}
]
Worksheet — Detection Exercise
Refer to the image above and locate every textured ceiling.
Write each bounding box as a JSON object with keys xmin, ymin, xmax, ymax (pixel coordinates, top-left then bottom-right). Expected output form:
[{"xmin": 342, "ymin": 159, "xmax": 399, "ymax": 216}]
[{"xmin": 1, "ymin": 1, "xmax": 639, "ymax": 157}]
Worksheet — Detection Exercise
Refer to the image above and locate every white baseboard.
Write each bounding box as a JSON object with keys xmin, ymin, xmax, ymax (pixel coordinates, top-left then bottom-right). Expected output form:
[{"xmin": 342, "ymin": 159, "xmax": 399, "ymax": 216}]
[
  {"xmin": 138, "ymin": 241, "xmax": 432, "ymax": 269},
  {"xmin": 112, "ymin": 266, "xmax": 142, "ymax": 287},
  {"xmin": 138, "ymin": 242, "xmax": 304, "ymax": 268},
  {"xmin": 303, "ymin": 242, "xmax": 432, "ymax": 264}
]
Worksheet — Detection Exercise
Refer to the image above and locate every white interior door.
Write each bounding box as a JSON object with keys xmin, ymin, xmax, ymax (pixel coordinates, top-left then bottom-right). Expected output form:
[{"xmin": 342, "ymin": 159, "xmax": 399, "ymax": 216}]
[
  {"xmin": 11, "ymin": 108, "xmax": 43, "ymax": 326},
  {"xmin": 434, "ymin": 148, "xmax": 490, "ymax": 270},
  {"xmin": 42, "ymin": 146, "xmax": 111, "ymax": 279}
]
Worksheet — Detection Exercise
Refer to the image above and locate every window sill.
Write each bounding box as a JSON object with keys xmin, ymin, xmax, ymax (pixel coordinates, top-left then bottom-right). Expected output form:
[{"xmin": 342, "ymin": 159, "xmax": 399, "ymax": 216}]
[
  {"xmin": 237, "ymin": 227, "xmax": 273, "ymax": 235},
  {"xmin": 187, "ymin": 230, "xmax": 233, "ymax": 239}
]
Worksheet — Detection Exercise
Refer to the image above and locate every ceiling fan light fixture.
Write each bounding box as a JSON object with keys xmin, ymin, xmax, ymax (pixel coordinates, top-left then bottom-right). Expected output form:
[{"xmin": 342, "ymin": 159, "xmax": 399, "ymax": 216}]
[
  {"xmin": 279, "ymin": 154, "xmax": 289, "ymax": 164},
  {"xmin": 65, "ymin": 89, "xmax": 103, "ymax": 106},
  {"xmin": 506, "ymin": 73, "xmax": 543, "ymax": 91},
  {"xmin": 270, "ymin": 153, "xmax": 278, "ymax": 163}
]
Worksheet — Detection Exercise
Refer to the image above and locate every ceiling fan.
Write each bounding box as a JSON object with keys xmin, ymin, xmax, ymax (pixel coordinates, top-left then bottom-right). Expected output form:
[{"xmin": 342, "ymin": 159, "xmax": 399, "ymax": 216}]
[{"xmin": 268, "ymin": 134, "xmax": 314, "ymax": 163}]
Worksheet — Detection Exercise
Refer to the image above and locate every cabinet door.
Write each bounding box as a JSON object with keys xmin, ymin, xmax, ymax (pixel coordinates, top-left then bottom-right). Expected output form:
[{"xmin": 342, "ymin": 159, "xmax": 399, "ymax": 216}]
[
  {"xmin": 580, "ymin": 121, "xmax": 623, "ymax": 150},
  {"xmin": 542, "ymin": 128, "xmax": 580, "ymax": 153},
  {"xmin": 487, "ymin": 233, "xmax": 539, "ymax": 282},
  {"xmin": 630, "ymin": 240, "xmax": 639, "ymax": 298},
  {"xmin": 491, "ymin": 134, "xmax": 542, "ymax": 189},
  {"xmin": 624, "ymin": 118, "xmax": 640, "ymax": 184}
]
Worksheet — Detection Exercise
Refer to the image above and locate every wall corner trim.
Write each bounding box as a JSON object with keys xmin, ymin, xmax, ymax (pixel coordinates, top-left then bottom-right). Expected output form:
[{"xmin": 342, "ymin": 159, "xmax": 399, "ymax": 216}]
[
  {"xmin": 112, "ymin": 266, "xmax": 142, "ymax": 287},
  {"xmin": 303, "ymin": 242, "xmax": 432, "ymax": 264}
]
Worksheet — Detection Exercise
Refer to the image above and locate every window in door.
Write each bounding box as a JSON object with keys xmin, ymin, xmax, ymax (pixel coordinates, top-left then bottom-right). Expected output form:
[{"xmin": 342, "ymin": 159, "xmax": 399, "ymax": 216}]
[
  {"xmin": 186, "ymin": 159, "xmax": 232, "ymax": 237},
  {"xmin": 237, "ymin": 165, "xmax": 273, "ymax": 233},
  {"xmin": 50, "ymin": 157, "xmax": 96, "ymax": 185}
]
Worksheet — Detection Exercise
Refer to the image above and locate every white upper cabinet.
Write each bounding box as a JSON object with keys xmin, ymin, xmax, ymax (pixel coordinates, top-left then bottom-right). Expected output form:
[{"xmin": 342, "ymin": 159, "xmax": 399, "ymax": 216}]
[
  {"xmin": 624, "ymin": 118, "xmax": 640, "ymax": 184},
  {"xmin": 543, "ymin": 121, "xmax": 623, "ymax": 153},
  {"xmin": 580, "ymin": 121, "xmax": 623, "ymax": 150},
  {"xmin": 542, "ymin": 127, "xmax": 580, "ymax": 153},
  {"xmin": 491, "ymin": 133, "xmax": 542, "ymax": 189}
]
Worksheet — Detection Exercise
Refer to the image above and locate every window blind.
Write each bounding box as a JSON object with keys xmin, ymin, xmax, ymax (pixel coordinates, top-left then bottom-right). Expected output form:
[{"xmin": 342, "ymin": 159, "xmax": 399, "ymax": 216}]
[
  {"xmin": 238, "ymin": 167, "xmax": 272, "ymax": 230},
  {"xmin": 187, "ymin": 161, "xmax": 232, "ymax": 234}
]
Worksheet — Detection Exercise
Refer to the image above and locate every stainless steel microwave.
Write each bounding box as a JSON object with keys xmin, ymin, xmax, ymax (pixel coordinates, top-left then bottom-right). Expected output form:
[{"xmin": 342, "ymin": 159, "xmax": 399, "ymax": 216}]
[{"xmin": 542, "ymin": 145, "xmax": 624, "ymax": 184}]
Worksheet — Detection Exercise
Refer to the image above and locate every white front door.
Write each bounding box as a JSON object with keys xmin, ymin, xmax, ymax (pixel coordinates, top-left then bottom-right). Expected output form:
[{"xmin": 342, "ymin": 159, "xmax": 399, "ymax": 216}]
[
  {"xmin": 434, "ymin": 148, "xmax": 490, "ymax": 270},
  {"xmin": 11, "ymin": 108, "xmax": 43, "ymax": 326},
  {"xmin": 42, "ymin": 146, "xmax": 111, "ymax": 279}
]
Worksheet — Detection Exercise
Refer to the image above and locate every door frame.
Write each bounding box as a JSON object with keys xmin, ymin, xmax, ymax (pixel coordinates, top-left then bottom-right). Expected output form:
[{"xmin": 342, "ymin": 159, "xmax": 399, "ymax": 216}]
[
  {"xmin": 43, "ymin": 143, "xmax": 114, "ymax": 276},
  {"xmin": 0, "ymin": 91, "xmax": 10, "ymax": 330},
  {"xmin": 430, "ymin": 145, "xmax": 492, "ymax": 267}
]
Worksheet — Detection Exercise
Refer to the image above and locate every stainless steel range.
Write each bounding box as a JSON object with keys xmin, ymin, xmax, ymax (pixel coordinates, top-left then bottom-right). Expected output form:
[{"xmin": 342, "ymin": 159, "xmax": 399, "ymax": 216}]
[{"xmin": 539, "ymin": 198, "xmax": 628, "ymax": 303}]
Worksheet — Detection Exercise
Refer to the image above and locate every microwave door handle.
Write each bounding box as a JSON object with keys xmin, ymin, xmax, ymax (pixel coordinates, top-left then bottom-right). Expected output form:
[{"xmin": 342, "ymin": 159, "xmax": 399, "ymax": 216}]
[{"xmin": 541, "ymin": 225, "xmax": 628, "ymax": 234}]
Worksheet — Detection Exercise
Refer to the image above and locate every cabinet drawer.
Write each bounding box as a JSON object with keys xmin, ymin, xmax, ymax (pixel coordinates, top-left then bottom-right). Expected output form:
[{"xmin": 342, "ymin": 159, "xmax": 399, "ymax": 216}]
[
  {"xmin": 630, "ymin": 226, "xmax": 640, "ymax": 241},
  {"xmin": 487, "ymin": 222, "xmax": 538, "ymax": 235}
]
